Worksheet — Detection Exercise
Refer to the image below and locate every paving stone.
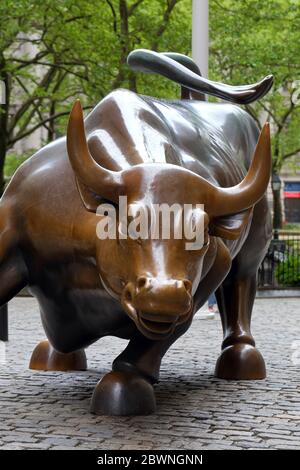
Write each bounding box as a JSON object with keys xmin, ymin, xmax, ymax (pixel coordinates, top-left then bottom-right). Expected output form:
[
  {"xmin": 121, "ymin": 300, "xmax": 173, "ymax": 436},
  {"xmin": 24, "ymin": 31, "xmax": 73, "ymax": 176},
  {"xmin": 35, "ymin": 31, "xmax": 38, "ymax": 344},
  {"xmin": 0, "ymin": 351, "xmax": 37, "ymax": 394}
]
[{"xmin": 0, "ymin": 297, "xmax": 300, "ymax": 450}]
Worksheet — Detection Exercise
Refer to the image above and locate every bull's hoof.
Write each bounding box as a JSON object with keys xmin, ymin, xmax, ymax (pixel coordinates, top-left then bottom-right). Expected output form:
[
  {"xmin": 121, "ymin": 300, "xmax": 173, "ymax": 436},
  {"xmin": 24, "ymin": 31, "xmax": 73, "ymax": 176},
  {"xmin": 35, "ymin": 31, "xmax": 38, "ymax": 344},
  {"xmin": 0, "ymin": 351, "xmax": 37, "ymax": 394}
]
[
  {"xmin": 29, "ymin": 340, "xmax": 87, "ymax": 371},
  {"xmin": 215, "ymin": 343, "xmax": 266, "ymax": 380},
  {"xmin": 90, "ymin": 371, "xmax": 156, "ymax": 416}
]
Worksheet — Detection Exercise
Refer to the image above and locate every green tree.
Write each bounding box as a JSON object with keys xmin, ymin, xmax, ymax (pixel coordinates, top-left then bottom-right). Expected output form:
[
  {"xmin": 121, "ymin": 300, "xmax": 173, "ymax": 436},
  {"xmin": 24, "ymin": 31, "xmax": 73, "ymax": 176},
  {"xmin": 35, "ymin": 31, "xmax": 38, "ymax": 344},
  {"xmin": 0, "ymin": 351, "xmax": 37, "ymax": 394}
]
[
  {"xmin": 0, "ymin": 0, "xmax": 192, "ymax": 194},
  {"xmin": 0, "ymin": 0, "xmax": 94, "ymax": 194},
  {"xmin": 210, "ymin": 0, "xmax": 300, "ymax": 228},
  {"xmin": 57, "ymin": 0, "xmax": 192, "ymax": 118}
]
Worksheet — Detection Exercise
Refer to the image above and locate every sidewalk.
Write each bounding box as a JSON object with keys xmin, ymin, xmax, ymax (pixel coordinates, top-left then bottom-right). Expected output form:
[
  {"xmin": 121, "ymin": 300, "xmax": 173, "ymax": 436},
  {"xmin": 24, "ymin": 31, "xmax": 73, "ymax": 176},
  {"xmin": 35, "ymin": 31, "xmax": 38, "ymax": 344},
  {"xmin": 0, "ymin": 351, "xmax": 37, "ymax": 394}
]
[{"xmin": 0, "ymin": 297, "xmax": 299, "ymax": 450}]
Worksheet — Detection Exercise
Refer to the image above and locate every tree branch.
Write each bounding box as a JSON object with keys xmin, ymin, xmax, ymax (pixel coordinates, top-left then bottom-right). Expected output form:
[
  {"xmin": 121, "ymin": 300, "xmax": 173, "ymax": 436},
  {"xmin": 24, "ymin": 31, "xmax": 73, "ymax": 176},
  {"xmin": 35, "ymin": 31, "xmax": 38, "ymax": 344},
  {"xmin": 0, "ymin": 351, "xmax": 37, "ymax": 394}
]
[
  {"xmin": 258, "ymin": 101, "xmax": 281, "ymax": 128},
  {"xmin": 12, "ymin": 59, "xmax": 88, "ymax": 80},
  {"xmin": 13, "ymin": 77, "xmax": 49, "ymax": 137},
  {"xmin": 8, "ymin": 108, "xmax": 88, "ymax": 147},
  {"xmin": 279, "ymin": 100, "xmax": 295, "ymax": 132},
  {"xmin": 244, "ymin": 105, "xmax": 262, "ymax": 129},
  {"xmin": 106, "ymin": 0, "xmax": 119, "ymax": 34},
  {"xmin": 283, "ymin": 147, "xmax": 300, "ymax": 160},
  {"xmin": 8, "ymin": 66, "xmax": 57, "ymax": 134},
  {"xmin": 151, "ymin": 0, "xmax": 180, "ymax": 51},
  {"xmin": 128, "ymin": 0, "xmax": 145, "ymax": 16},
  {"xmin": 14, "ymin": 50, "xmax": 49, "ymax": 70}
]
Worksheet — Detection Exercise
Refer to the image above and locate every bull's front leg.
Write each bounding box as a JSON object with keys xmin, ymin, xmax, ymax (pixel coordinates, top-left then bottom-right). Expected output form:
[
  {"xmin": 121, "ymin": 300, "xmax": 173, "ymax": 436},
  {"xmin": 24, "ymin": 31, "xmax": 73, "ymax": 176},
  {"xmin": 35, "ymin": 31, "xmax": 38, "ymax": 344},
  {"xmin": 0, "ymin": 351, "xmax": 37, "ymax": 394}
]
[
  {"xmin": 215, "ymin": 270, "xmax": 266, "ymax": 380},
  {"xmin": 90, "ymin": 320, "xmax": 191, "ymax": 416},
  {"xmin": 29, "ymin": 340, "xmax": 87, "ymax": 371}
]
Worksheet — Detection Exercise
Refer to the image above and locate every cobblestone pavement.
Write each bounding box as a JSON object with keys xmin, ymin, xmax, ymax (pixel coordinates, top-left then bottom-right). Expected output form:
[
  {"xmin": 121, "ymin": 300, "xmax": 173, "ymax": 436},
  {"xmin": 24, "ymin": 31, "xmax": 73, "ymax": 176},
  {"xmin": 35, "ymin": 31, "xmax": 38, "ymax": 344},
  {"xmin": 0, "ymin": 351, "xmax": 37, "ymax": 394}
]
[{"xmin": 0, "ymin": 297, "xmax": 299, "ymax": 450}]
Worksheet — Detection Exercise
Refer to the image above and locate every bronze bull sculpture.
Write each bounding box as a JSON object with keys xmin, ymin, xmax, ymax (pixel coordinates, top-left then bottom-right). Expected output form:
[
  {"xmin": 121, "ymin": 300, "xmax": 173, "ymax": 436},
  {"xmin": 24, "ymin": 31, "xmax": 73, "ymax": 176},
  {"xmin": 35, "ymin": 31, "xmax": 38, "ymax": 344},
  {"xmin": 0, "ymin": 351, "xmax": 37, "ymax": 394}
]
[{"xmin": 0, "ymin": 50, "xmax": 273, "ymax": 415}]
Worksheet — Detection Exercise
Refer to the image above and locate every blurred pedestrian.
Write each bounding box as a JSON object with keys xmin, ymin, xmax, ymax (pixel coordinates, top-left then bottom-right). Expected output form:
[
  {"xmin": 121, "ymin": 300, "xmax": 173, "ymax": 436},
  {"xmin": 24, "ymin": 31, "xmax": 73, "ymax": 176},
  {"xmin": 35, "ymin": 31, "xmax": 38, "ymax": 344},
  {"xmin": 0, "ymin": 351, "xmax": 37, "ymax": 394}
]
[{"xmin": 208, "ymin": 292, "xmax": 218, "ymax": 313}]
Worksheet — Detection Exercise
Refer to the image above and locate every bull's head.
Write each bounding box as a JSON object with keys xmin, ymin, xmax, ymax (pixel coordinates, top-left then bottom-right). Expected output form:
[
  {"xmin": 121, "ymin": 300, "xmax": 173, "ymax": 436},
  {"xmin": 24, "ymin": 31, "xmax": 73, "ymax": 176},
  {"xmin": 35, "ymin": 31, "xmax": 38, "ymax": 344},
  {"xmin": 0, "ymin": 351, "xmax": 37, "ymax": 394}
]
[{"xmin": 67, "ymin": 100, "xmax": 271, "ymax": 340}]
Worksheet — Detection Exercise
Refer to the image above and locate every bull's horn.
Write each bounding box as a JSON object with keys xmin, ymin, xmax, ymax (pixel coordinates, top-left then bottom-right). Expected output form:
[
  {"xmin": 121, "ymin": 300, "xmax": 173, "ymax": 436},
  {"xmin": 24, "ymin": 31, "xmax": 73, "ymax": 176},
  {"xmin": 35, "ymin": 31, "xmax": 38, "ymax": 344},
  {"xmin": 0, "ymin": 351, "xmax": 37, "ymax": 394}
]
[
  {"xmin": 67, "ymin": 100, "xmax": 123, "ymax": 203},
  {"xmin": 208, "ymin": 123, "xmax": 271, "ymax": 217}
]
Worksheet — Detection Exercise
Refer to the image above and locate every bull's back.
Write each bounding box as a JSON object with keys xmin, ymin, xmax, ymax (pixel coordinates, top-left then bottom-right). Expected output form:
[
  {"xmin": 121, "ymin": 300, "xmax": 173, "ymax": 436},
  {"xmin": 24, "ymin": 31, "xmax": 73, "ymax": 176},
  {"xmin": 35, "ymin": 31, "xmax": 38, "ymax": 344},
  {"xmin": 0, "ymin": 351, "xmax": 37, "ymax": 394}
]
[
  {"xmin": 145, "ymin": 97, "xmax": 260, "ymax": 186},
  {"xmin": 84, "ymin": 89, "xmax": 260, "ymax": 187}
]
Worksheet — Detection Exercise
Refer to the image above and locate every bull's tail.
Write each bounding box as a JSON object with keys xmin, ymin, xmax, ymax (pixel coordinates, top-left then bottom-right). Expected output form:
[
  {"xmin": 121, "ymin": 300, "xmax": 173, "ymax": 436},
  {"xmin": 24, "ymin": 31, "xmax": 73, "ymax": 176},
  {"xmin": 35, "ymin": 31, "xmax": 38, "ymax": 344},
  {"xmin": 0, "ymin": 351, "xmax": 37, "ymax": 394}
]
[{"xmin": 127, "ymin": 49, "xmax": 273, "ymax": 104}]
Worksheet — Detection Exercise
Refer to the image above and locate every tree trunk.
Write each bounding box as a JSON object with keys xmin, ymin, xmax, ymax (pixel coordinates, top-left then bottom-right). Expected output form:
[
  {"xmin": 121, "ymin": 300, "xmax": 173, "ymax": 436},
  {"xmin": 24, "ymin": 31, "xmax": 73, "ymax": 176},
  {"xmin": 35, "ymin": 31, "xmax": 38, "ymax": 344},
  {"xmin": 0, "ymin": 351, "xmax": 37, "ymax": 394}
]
[
  {"xmin": 0, "ymin": 146, "xmax": 6, "ymax": 197},
  {"xmin": 0, "ymin": 53, "xmax": 9, "ymax": 196},
  {"xmin": 272, "ymin": 186, "xmax": 283, "ymax": 229},
  {"xmin": 128, "ymin": 71, "xmax": 137, "ymax": 92},
  {"xmin": 47, "ymin": 101, "xmax": 56, "ymax": 142},
  {"xmin": 0, "ymin": 96, "xmax": 7, "ymax": 195},
  {"xmin": 271, "ymin": 137, "xmax": 283, "ymax": 230}
]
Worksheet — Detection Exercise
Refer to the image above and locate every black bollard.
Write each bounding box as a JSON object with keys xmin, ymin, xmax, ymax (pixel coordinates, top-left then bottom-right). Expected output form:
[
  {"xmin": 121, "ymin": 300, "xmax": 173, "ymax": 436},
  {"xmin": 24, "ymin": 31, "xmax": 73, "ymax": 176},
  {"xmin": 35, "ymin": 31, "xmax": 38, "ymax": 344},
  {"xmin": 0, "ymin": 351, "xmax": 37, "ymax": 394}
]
[{"xmin": 0, "ymin": 304, "xmax": 8, "ymax": 341}]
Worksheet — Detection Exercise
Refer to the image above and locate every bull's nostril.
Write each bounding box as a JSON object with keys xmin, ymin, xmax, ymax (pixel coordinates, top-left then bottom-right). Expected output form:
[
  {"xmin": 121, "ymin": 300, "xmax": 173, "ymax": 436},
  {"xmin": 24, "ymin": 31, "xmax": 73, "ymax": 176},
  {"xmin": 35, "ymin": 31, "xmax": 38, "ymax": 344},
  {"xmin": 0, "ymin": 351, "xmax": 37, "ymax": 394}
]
[
  {"xmin": 124, "ymin": 289, "xmax": 132, "ymax": 302},
  {"xmin": 137, "ymin": 276, "xmax": 148, "ymax": 290}
]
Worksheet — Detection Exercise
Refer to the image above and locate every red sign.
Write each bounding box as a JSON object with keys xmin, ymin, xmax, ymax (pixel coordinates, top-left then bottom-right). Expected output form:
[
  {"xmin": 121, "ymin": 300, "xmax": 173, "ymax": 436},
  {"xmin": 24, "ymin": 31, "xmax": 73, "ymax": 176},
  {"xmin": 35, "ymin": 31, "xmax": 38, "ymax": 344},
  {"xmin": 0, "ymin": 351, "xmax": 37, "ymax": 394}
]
[{"xmin": 284, "ymin": 191, "xmax": 300, "ymax": 198}]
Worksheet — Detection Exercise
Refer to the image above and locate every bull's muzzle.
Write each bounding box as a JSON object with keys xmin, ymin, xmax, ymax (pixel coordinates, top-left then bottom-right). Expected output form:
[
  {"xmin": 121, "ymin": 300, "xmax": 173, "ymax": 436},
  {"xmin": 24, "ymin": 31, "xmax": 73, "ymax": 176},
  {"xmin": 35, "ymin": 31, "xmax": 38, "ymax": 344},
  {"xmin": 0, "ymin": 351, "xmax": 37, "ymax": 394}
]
[{"xmin": 122, "ymin": 276, "xmax": 193, "ymax": 339}]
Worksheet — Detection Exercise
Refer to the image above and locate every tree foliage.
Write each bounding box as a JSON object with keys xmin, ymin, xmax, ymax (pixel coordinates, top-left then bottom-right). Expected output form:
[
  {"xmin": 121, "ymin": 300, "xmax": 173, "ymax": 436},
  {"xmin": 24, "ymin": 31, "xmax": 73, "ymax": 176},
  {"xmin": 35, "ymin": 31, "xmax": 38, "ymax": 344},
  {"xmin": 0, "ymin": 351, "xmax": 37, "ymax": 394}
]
[
  {"xmin": 210, "ymin": 0, "xmax": 300, "ymax": 172},
  {"xmin": 2, "ymin": 0, "xmax": 299, "ymax": 228},
  {"xmin": 210, "ymin": 0, "xmax": 300, "ymax": 228},
  {"xmin": 0, "ymin": 0, "xmax": 191, "ymax": 192}
]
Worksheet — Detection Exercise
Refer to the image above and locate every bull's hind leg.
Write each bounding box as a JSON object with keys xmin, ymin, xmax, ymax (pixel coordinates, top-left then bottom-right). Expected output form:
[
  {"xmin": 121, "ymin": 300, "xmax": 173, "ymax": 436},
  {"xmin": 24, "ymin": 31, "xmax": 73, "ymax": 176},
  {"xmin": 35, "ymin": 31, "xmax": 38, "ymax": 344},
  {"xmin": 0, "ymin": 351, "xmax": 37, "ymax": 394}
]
[
  {"xmin": 29, "ymin": 340, "xmax": 87, "ymax": 371},
  {"xmin": 0, "ymin": 229, "xmax": 28, "ymax": 340},
  {"xmin": 214, "ymin": 269, "xmax": 266, "ymax": 380},
  {"xmin": 214, "ymin": 197, "xmax": 271, "ymax": 380},
  {"xmin": 0, "ymin": 252, "xmax": 28, "ymax": 306}
]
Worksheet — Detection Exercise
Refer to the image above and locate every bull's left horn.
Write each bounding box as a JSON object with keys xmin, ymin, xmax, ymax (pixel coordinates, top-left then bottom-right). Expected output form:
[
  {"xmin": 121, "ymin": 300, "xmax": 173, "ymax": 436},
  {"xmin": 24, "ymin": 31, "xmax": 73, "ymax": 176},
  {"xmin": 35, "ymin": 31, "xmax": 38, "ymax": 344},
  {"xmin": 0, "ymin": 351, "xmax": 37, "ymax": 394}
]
[
  {"xmin": 67, "ymin": 100, "xmax": 123, "ymax": 203},
  {"xmin": 208, "ymin": 123, "xmax": 271, "ymax": 216}
]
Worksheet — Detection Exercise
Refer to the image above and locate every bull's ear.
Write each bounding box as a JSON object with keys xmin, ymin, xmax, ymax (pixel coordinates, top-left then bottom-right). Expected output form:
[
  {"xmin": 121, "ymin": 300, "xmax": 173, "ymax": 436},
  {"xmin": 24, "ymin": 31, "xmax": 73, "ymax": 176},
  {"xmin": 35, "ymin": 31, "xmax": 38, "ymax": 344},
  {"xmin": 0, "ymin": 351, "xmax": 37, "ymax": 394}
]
[
  {"xmin": 75, "ymin": 178, "xmax": 103, "ymax": 212},
  {"xmin": 209, "ymin": 208, "xmax": 253, "ymax": 240}
]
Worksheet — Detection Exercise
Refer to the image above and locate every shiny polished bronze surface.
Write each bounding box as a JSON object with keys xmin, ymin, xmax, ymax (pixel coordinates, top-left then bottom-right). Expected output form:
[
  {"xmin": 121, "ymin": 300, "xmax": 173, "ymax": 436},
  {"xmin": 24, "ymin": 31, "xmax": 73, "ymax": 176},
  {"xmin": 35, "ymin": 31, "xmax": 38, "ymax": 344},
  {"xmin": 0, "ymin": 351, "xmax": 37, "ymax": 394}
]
[
  {"xmin": 29, "ymin": 340, "xmax": 87, "ymax": 372},
  {"xmin": 0, "ymin": 49, "xmax": 272, "ymax": 415}
]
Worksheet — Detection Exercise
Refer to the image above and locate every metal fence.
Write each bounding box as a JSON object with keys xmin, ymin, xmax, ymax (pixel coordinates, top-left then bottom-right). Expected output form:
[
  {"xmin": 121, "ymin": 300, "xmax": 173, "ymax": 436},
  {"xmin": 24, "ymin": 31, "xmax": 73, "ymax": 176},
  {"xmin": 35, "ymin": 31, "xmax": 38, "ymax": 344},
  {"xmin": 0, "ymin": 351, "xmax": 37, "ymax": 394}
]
[{"xmin": 258, "ymin": 231, "xmax": 300, "ymax": 290}]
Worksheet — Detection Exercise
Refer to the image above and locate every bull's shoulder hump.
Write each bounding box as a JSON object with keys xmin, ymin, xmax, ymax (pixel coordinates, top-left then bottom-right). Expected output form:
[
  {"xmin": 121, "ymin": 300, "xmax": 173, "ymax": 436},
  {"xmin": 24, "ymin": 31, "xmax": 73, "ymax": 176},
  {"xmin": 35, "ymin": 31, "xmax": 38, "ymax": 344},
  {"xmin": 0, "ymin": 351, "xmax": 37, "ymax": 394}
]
[
  {"xmin": 85, "ymin": 89, "xmax": 167, "ymax": 131},
  {"xmin": 84, "ymin": 90, "xmax": 173, "ymax": 167}
]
